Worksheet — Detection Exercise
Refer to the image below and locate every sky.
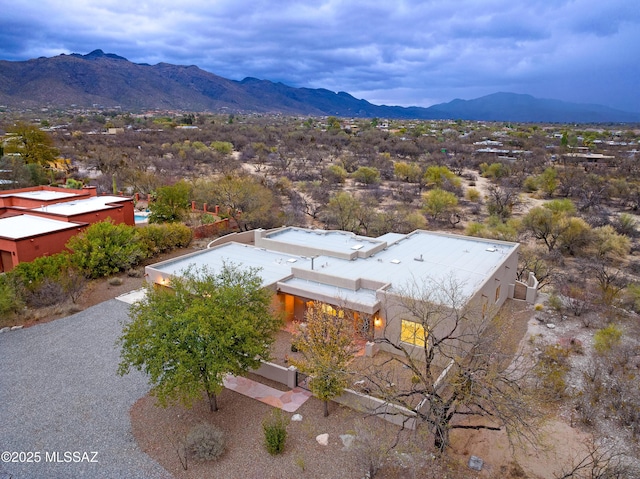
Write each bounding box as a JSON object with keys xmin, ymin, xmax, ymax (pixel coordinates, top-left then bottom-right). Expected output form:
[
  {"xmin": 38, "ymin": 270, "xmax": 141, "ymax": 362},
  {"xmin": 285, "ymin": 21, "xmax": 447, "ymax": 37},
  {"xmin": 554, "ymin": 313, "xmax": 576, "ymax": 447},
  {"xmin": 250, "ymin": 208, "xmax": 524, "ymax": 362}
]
[{"xmin": 2, "ymin": 0, "xmax": 639, "ymax": 112}]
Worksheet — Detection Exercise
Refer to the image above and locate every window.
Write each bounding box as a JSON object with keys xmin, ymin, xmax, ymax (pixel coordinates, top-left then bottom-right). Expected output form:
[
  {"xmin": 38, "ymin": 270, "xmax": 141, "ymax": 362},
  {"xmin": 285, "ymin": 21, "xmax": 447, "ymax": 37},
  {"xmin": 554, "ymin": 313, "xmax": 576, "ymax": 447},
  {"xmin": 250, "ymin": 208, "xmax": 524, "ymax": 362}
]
[
  {"xmin": 321, "ymin": 303, "xmax": 344, "ymax": 318},
  {"xmin": 307, "ymin": 302, "xmax": 344, "ymax": 318},
  {"xmin": 401, "ymin": 320, "xmax": 426, "ymax": 347},
  {"xmin": 495, "ymin": 285, "xmax": 501, "ymax": 303}
]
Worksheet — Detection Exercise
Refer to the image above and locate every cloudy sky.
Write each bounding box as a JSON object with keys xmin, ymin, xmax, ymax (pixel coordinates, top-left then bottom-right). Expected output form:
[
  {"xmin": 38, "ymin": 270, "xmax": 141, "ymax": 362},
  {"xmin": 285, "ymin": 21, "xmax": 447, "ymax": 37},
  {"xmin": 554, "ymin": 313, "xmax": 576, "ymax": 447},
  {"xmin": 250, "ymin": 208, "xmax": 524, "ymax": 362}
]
[{"xmin": 2, "ymin": 0, "xmax": 639, "ymax": 112}]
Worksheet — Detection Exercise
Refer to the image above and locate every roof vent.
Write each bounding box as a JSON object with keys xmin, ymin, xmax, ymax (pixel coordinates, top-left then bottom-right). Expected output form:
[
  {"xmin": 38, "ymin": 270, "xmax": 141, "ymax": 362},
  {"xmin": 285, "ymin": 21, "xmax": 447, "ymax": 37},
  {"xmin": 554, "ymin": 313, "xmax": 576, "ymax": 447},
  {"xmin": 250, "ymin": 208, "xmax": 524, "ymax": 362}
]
[{"xmin": 414, "ymin": 254, "xmax": 424, "ymax": 262}]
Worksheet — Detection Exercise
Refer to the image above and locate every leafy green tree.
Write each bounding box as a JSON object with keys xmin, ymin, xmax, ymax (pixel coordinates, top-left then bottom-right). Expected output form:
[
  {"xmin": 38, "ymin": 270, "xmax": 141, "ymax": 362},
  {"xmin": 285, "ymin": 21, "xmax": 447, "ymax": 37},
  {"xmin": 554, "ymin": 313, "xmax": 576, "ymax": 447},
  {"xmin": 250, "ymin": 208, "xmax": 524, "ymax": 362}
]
[
  {"xmin": 323, "ymin": 191, "xmax": 361, "ymax": 232},
  {"xmin": 149, "ymin": 180, "xmax": 192, "ymax": 223},
  {"xmin": 197, "ymin": 175, "xmax": 281, "ymax": 231},
  {"xmin": 118, "ymin": 264, "xmax": 281, "ymax": 412},
  {"xmin": 590, "ymin": 225, "xmax": 630, "ymax": 261},
  {"xmin": 210, "ymin": 141, "xmax": 234, "ymax": 155},
  {"xmin": 422, "ymin": 188, "xmax": 458, "ymax": 222},
  {"xmin": 423, "ymin": 165, "xmax": 460, "ymax": 188},
  {"xmin": 520, "ymin": 199, "xmax": 576, "ymax": 252},
  {"xmin": 291, "ymin": 301, "xmax": 357, "ymax": 417},
  {"xmin": 67, "ymin": 220, "xmax": 144, "ymax": 278},
  {"xmin": 479, "ymin": 162, "xmax": 510, "ymax": 179},
  {"xmin": 352, "ymin": 166, "xmax": 381, "ymax": 186},
  {"xmin": 394, "ymin": 162, "xmax": 422, "ymax": 183},
  {"xmin": 537, "ymin": 167, "xmax": 559, "ymax": 197},
  {"xmin": 558, "ymin": 217, "xmax": 592, "ymax": 256},
  {"xmin": 5, "ymin": 122, "xmax": 60, "ymax": 165},
  {"xmin": 326, "ymin": 116, "xmax": 341, "ymax": 130}
]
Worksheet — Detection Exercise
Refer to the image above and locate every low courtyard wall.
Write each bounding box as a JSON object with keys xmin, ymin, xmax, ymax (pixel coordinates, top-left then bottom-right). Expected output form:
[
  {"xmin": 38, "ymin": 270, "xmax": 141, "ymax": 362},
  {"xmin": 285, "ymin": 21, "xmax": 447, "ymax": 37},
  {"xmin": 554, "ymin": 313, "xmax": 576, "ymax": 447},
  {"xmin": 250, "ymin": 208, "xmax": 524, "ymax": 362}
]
[{"xmin": 251, "ymin": 360, "xmax": 417, "ymax": 430}]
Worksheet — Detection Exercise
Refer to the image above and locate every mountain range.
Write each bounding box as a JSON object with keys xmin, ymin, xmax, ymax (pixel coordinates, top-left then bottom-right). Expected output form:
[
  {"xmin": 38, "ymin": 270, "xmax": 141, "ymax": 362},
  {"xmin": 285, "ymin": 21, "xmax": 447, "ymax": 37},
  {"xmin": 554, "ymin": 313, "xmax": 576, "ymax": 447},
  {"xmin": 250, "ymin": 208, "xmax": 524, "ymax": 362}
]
[{"xmin": 1, "ymin": 49, "xmax": 638, "ymax": 123}]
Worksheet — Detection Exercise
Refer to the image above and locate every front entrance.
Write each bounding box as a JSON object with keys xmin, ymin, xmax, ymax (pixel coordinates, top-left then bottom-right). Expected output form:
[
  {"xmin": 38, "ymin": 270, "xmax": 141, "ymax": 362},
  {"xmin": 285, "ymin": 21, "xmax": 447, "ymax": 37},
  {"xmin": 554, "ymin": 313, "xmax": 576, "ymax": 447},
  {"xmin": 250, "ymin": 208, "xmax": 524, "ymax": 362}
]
[{"xmin": 0, "ymin": 250, "xmax": 13, "ymax": 273}]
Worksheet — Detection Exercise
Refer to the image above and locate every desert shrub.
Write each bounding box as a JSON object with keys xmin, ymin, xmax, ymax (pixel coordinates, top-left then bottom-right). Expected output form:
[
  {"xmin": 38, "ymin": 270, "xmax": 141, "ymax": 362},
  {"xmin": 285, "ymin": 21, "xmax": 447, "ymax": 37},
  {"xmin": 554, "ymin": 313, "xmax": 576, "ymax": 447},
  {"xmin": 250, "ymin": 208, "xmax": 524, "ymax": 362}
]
[
  {"xmin": 127, "ymin": 268, "xmax": 144, "ymax": 278},
  {"xmin": 465, "ymin": 187, "xmax": 481, "ymax": 202},
  {"xmin": 108, "ymin": 277, "xmax": 123, "ymax": 286},
  {"xmin": 0, "ymin": 275, "xmax": 23, "ymax": 318},
  {"xmin": 163, "ymin": 222, "xmax": 193, "ymax": 249},
  {"xmin": 200, "ymin": 213, "xmax": 218, "ymax": 225},
  {"xmin": 67, "ymin": 220, "xmax": 144, "ymax": 278},
  {"xmin": 465, "ymin": 221, "xmax": 485, "ymax": 238},
  {"xmin": 593, "ymin": 325, "xmax": 623, "ymax": 354},
  {"xmin": 9, "ymin": 254, "xmax": 86, "ymax": 307},
  {"xmin": 547, "ymin": 294, "xmax": 563, "ymax": 312},
  {"xmin": 184, "ymin": 423, "xmax": 225, "ymax": 462},
  {"xmin": 24, "ymin": 278, "xmax": 66, "ymax": 307},
  {"xmin": 624, "ymin": 283, "xmax": 640, "ymax": 313},
  {"xmin": 11, "ymin": 252, "xmax": 72, "ymax": 287},
  {"xmin": 263, "ymin": 409, "xmax": 289, "ymax": 455},
  {"xmin": 136, "ymin": 223, "xmax": 192, "ymax": 257},
  {"xmin": 535, "ymin": 344, "xmax": 571, "ymax": 400}
]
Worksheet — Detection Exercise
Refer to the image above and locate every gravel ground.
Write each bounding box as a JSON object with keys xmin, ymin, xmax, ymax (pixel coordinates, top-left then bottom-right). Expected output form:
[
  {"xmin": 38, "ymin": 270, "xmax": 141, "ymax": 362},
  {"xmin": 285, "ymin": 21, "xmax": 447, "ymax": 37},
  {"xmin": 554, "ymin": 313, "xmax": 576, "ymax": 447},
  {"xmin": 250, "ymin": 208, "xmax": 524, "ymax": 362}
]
[{"xmin": 0, "ymin": 299, "xmax": 172, "ymax": 479}]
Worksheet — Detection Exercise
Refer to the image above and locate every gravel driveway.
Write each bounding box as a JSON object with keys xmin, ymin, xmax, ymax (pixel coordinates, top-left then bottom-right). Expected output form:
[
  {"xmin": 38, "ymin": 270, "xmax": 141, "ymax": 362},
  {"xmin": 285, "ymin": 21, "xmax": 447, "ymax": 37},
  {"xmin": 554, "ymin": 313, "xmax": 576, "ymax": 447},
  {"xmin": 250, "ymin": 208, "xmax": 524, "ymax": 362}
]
[{"xmin": 0, "ymin": 299, "xmax": 172, "ymax": 479}]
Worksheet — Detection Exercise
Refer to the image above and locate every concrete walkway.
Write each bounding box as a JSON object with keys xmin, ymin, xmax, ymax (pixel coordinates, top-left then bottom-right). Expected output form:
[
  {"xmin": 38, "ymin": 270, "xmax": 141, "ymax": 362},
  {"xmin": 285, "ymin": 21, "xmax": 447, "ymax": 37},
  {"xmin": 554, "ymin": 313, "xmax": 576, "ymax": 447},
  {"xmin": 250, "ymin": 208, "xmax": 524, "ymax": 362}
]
[{"xmin": 223, "ymin": 375, "xmax": 311, "ymax": 412}]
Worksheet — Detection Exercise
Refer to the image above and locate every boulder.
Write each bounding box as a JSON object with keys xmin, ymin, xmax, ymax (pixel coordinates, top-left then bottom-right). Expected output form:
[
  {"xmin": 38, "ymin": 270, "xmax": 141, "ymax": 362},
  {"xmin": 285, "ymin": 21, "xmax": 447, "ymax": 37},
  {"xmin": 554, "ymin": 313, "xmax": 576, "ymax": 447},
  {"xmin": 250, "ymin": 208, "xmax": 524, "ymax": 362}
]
[{"xmin": 468, "ymin": 455, "xmax": 484, "ymax": 471}]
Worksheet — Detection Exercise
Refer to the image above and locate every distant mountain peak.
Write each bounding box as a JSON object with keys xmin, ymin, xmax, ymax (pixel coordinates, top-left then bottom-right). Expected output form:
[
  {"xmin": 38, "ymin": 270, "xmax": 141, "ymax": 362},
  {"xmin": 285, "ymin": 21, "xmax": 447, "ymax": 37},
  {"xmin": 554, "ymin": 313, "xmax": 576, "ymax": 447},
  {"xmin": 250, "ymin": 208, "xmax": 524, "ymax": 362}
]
[{"xmin": 70, "ymin": 49, "xmax": 128, "ymax": 61}]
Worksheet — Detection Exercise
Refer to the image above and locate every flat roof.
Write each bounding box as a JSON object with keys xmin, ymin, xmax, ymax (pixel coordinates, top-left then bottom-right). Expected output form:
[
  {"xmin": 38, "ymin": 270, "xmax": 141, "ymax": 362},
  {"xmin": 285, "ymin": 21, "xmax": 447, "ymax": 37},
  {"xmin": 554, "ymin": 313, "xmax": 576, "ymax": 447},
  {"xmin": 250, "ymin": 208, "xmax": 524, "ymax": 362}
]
[
  {"xmin": 32, "ymin": 196, "xmax": 129, "ymax": 216},
  {"xmin": 150, "ymin": 242, "xmax": 310, "ymax": 287},
  {"xmin": 293, "ymin": 231, "xmax": 515, "ymax": 299},
  {"xmin": 147, "ymin": 228, "xmax": 517, "ymax": 307},
  {"xmin": 265, "ymin": 228, "xmax": 384, "ymax": 256},
  {"xmin": 0, "ymin": 214, "xmax": 78, "ymax": 239},
  {"xmin": 0, "ymin": 190, "xmax": 79, "ymax": 201}
]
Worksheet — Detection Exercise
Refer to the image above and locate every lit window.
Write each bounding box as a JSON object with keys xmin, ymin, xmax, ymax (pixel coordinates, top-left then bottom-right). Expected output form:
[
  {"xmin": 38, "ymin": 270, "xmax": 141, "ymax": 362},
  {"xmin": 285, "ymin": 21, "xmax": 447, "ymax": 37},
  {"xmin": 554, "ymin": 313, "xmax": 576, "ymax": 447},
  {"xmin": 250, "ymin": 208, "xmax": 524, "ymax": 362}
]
[
  {"xmin": 401, "ymin": 320, "xmax": 426, "ymax": 347},
  {"xmin": 320, "ymin": 304, "xmax": 344, "ymax": 318}
]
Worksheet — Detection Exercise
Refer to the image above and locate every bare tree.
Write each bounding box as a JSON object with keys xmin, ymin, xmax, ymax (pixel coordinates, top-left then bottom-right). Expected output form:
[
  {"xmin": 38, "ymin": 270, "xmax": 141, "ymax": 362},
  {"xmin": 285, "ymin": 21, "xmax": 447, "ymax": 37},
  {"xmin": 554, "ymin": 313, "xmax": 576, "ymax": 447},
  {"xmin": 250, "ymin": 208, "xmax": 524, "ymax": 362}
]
[
  {"xmin": 486, "ymin": 185, "xmax": 519, "ymax": 220},
  {"xmin": 364, "ymin": 276, "xmax": 538, "ymax": 452},
  {"xmin": 555, "ymin": 439, "xmax": 638, "ymax": 479}
]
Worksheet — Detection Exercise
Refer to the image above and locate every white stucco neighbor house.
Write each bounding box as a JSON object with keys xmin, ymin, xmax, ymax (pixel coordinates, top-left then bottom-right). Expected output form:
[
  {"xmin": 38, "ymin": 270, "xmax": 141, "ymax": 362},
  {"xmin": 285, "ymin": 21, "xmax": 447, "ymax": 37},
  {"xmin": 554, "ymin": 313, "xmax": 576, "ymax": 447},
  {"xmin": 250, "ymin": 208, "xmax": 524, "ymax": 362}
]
[{"xmin": 145, "ymin": 227, "xmax": 537, "ymax": 357}]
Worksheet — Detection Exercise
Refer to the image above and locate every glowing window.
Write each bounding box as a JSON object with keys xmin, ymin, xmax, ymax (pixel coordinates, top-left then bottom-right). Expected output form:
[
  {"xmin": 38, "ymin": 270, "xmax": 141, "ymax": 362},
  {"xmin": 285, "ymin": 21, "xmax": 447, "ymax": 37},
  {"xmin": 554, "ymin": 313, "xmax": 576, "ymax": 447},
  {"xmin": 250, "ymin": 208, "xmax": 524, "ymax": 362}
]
[
  {"xmin": 401, "ymin": 320, "xmax": 426, "ymax": 348},
  {"xmin": 314, "ymin": 303, "xmax": 344, "ymax": 318}
]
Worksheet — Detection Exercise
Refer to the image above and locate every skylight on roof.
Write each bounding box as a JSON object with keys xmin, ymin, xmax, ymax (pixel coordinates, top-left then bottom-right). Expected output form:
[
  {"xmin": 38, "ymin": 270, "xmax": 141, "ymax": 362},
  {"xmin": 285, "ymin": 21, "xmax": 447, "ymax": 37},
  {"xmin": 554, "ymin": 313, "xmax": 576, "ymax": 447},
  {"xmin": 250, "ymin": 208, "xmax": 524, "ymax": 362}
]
[
  {"xmin": 351, "ymin": 244, "xmax": 364, "ymax": 250},
  {"xmin": 287, "ymin": 258, "xmax": 297, "ymax": 263},
  {"xmin": 390, "ymin": 259, "xmax": 401, "ymax": 264}
]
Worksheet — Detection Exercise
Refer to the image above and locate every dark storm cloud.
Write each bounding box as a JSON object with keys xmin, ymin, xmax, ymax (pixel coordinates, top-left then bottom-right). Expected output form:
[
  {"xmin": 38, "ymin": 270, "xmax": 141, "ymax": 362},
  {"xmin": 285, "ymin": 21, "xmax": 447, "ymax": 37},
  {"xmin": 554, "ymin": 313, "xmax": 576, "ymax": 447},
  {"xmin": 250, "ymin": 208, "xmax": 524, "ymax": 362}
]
[{"xmin": 1, "ymin": 0, "xmax": 638, "ymax": 111}]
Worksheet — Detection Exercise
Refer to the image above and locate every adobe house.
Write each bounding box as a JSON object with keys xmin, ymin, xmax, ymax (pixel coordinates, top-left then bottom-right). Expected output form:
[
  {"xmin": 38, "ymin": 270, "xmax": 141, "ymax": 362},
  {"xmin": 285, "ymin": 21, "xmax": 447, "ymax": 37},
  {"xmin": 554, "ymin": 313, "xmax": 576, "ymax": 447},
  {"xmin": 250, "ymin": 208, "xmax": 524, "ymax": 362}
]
[
  {"xmin": 145, "ymin": 227, "xmax": 537, "ymax": 357},
  {"xmin": 0, "ymin": 186, "xmax": 134, "ymax": 272},
  {"xmin": 0, "ymin": 215, "xmax": 88, "ymax": 272}
]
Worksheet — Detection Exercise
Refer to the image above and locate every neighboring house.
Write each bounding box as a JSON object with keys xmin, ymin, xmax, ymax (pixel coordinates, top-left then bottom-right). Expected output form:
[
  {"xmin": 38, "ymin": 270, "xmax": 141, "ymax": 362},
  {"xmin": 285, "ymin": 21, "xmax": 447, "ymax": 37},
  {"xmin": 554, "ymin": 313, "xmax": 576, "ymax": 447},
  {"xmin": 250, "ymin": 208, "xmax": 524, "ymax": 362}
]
[
  {"xmin": 0, "ymin": 186, "xmax": 134, "ymax": 272},
  {"xmin": 146, "ymin": 227, "xmax": 536, "ymax": 357}
]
